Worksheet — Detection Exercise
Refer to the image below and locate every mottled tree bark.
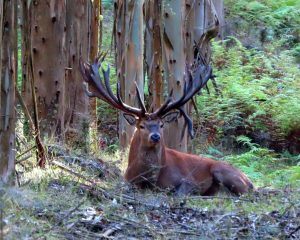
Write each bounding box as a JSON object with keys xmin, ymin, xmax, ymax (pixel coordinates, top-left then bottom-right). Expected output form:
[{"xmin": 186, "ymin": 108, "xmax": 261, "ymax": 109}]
[
  {"xmin": 184, "ymin": 0, "xmax": 221, "ymax": 151},
  {"xmin": 212, "ymin": 0, "xmax": 224, "ymax": 39},
  {"xmin": 65, "ymin": 0, "xmax": 91, "ymax": 150},
  {"xmin": 162, "ymin": 0, "xmax": 188, "ymax": 151},
  {"xmin": 21, "ymin": 0, "xmax": 93, "ymax": 150},
  {"xmin": 114, "ymin": 0, "xmax": 221, "ymax": 151},
  {"xmin": 149, "ymin": 0, "xmax": 221, "ymax": 152},
  {"xmin": 114, "ymin": 0, "xmax": 144, "ymax": 148},
  {"xmin": 29, "ymin": 0, "xmax": 67, "ymax": 139},
  {"xmin": 0, "ymin": 0, "xmax": 17, "ymax": 184},
  {"xmin": 89, "ymin": 0, "xmax": 101, "ymax": 131},
  {"xmin": 145, "ymin": 0, "xmax": 163, "ymax": 111},
  {"xmin": 21, "ymin": 0, "xmax": 32, "ymax": 116}
]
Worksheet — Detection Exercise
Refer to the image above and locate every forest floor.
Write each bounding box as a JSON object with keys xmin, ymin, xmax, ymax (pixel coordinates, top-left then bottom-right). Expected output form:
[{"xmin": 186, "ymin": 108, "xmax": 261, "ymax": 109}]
[{"xmin": 2, "ymin": 146, "xmax": 300, "ymax": 239}]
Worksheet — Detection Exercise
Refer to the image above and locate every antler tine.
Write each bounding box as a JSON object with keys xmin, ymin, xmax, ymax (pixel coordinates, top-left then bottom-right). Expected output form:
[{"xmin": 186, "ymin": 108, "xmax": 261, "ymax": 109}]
[
  {"xmin": 150, "ymin": 89, "xmax": 173, "ymax": 118},
  {"xmin": 134, "ymin": 82, "xmax": 147, "ymax": 115},
  {"xmin": 89, "ymin": 61, "xmax": 121, "ymax": 106},
  {"xmin": 150, "ymin": 67, "xmax": 195, "ymax": 119},
  {"xmin": 158, "ymin": 80, "xmax": 188, "ymax": 115},
  {"xmin": 149, "ymin": 60, "xmax": 213, "ymax": 138},
  {"xmin": 102, "ymin": 65, "xmax": 119, "ymax": 104},
  {"xmin": 80, "ymin": 57, "xmax": 145, "ymax": 117},
  {"xmin": 116, "ymin": 82, "xmax": 145, "ymax": 116},
  {"xmin": 182, "ymin": 65, "xmax": 212, "ymax": 103},
  {"xmin": 83, "ymin": 82, "xmax": 113, "ymax": 103},
  {"xmin": 162, "ymin": 63, "xmax": 212, "ymax": 116},
  {"xmin": 178, "ymin": 107, "xmax": 194, "ymax": 139},
  {"xmin": 101, "ymin": 64, "xmax": 144, "ymax": 116}
]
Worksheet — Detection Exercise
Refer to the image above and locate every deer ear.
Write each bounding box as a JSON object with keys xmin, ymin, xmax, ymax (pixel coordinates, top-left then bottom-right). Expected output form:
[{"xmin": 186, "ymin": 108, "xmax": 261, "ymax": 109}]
[
  {"xmin": 162, "ymin": 111, "xmax": 180, "ymax": 123},
  {"xmin": 123, "ymin": 113, "xmax": 137, "ymax": 126}
]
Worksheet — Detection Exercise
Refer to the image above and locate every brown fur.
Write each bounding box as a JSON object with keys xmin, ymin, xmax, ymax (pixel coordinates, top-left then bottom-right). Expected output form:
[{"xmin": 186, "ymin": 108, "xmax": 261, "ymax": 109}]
[{"xmin": 125, "ymin": 118, "xmax": 254, "ymax": 196}]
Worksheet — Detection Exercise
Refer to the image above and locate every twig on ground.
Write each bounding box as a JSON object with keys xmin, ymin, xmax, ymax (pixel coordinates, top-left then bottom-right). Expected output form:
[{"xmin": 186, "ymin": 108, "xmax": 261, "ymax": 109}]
[
  {"xmin": 62, "ymin": 200, "xmax": 86, "ymax": 225},
  {"xmin": 51, "ymin": 160, "xmax": 99, "ymax": 185},
  {"xmin": 16, "ymin": 145, "xmax": 36, "ymax": 159},
  {"xmin": 289, "ymin": 225, "xmax": 300, "ymax": 237},
  {"xmin": 187, "ymin": 195, "xmax": 254, "ymax": 202},
  {"xmin": 109, "ymin": 213, "xmax": 161, "ymax": 238},
  {"xmin": 16, "ymin": 154, "xmax": 32, "ymax": 164}
]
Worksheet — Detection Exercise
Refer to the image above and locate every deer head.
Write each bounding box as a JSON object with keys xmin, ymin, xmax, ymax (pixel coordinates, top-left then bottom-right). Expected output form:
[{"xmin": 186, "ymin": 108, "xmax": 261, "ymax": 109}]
[{"xmin": 79, "ymin": 53, "xmax": 213, "ymax": 147}]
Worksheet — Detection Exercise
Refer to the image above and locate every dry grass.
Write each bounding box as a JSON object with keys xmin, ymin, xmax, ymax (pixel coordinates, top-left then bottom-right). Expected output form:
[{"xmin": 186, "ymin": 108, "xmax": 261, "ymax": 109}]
[{"xmin": 1, "ymin": 147, "xmax": 299, "ymax": 239}]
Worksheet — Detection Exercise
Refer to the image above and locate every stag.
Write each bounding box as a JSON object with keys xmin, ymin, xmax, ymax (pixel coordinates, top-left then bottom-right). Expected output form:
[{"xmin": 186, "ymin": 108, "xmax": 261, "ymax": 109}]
[{"xmin": 80, "ymin": 56, "xmax": 253, "ymax": 196}]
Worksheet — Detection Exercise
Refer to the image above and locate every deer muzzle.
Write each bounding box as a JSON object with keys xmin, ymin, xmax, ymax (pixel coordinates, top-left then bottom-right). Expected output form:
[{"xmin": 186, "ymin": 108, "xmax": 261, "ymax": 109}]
[{"xmin": 150, "ymin": 133, "xmax": 161, "ymax": 143}]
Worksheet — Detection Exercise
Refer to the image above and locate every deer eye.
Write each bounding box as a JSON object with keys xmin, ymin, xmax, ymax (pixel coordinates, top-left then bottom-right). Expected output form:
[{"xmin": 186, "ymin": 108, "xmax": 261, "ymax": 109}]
[
  {"xmin": 139, "ymin": 125, "xmax": 145, "ymax": 129},
  {"xmin": 160, "ymin": 124, "xmax": 164, "ymax": 128}
]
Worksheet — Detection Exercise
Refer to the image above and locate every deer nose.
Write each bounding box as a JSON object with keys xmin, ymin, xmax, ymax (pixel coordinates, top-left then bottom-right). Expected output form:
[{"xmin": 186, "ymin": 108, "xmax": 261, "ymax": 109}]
[{"xmin": 150, "ymin": 133, "xmax": 161, "ymax": 143}]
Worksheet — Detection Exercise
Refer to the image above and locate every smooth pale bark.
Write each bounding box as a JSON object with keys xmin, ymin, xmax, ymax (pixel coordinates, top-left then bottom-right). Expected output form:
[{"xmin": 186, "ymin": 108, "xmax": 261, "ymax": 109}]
[
  {"xmin": 114, "ymin": 0, "xmax": 222, "ymax": 151},
  {"xmin": 115, "ymin": 0, "xmax": 144, "ymax": 148},
  {"xmin": 65, "ymin": 0, "xmax": 91, "ymax": 150},
  {"xmin": 0, "ymin": 0, "xmax": 17, "ymax": 184},
  {"xmin": 184, "ymin": 0, "xmax": 222, "ymax": 152},
  {"xmin": 162, "ymin": 0, "xmax": 187, "ymax": 151}
]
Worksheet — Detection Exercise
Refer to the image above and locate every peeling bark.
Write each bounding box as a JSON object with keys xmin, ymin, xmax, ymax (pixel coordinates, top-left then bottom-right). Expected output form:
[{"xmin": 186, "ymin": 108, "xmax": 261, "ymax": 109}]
[
  {"xmin": 114, "ymin": 0, "xmax": 222, "ymax": 151},
  {"xmin": 184, "ymin": 0, "xmax": 222, "ymax": 151},
  {"xmin": 0, "ymin": 0, "xmax": 17, "ymax": 184},
  {"xmin": 114, "ymin": 0, "xmax": 144, "ymax": 148},
  {"xmin": 162, "ymin": 0, "xmax": 187, "ymax": 151}
]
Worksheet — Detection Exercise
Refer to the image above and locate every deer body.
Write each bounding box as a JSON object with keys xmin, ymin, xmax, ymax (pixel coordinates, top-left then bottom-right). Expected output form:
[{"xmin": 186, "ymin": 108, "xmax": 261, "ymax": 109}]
[
  {"xmin": 80, "ymin": 56, "xmax": 254, "ymax": 196},
  {"xmin": 125, "ymin": 123, "xmax": 253, "ymax": 195}
]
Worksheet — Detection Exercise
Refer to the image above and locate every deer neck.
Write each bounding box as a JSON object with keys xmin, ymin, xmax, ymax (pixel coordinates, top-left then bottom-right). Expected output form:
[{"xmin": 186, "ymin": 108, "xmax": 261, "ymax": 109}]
[{"xmin": 129, "ymin": 130, "xmax": 166, "ymax": 168}]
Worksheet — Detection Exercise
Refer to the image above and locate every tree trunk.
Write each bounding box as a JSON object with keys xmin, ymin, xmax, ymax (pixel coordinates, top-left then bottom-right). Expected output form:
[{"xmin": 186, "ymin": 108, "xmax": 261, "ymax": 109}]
[
  {"xmin": 212, "ymin": 0, "xmax": 224, "ymax": 39},
  {"xmin": 0, "ymin": 0, "xmax": 17, "ymax": 184},
  {"xmin": 162, "ymin": 0, "xmax": 187, "ymax": 151},
  {"xmin": 21, "ymin": 0, "xmax": 33, "ymax": 118},
  {"xmin": 184, "ymin": 0, "xmax": 221, "ymax": 152},
  {"xmin": 145, "ymin": 0, "xmax": 163, "ymax": 111},
  {"xmin": 64, "ymin": 0, "xmax": 91, "ymax": 151},
  {"xmin": 89, "ymin": 0, "xmax": 101, "ymax": 132},
  {"xmin": 21, "ymin": 0, "xmax": 93, "ymax": 150},
  {"xmin": 114, "ymin": 0, "xmax": 144, "ymax": 148},
  {"xmin": 28, "ymin": 0, "xmax": 67, "ymax": 140}
]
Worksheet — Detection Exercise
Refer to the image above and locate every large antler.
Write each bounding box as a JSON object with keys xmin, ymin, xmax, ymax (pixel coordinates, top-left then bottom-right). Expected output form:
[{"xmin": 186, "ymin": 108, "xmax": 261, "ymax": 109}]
[
  {"xmin": 80, "ymin": 52, "xmax": 213, "ymax": 138},
  {"xmin": 149, "ymin": 54, "xmax": 213, "ymax": 138},
  {"xmin": 79, "ymin": 55, "xmax": 146, "ymax": 117}
]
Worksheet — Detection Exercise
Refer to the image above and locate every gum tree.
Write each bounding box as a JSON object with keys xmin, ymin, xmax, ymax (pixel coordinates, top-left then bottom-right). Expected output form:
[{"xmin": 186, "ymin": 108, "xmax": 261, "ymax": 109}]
[{"xmin": 0, "ymin": 0, "xmax": 17, "ymax": 183}]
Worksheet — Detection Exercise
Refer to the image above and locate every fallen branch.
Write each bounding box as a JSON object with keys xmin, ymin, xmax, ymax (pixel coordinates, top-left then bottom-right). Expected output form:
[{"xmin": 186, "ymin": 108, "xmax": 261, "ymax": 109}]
[
  {"xmin": 51, "ymin": 160, "xmax": 98, "ymax": 185},
  {"xmin": 289, "ymin": 225, "xmax": 300, "ymax": 237},
  {"xmin": 16, "ymin": 145, "xmax": 36, "ymax": 159},
  {"xmin": 15, "ymin": 154, "xmax": 32, "ymax": 164},
  {"xmin": 187, "ymin": 195, "xmax": 254, "ymax": 202}
]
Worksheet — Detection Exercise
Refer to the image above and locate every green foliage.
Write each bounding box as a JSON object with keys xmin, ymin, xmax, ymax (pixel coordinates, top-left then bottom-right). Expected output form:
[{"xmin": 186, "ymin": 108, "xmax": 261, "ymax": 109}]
[
  {"xmin": 102, "ymin": 0, "xmax": 114, "ymax": 8},
  {"xmin": 195, "ymin": 14, "xmax": 300, "ymax": 186},
  {"xmin": 197, "ymin": 37, "xmax": 300, "ymax": 144},
  {"xmin": 223, "ymin": 136, "xmax": 300, "ymax": 187},
  {"xmin": 225, "ymin": 0, "xmax": 300, "ymax": 48}
]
